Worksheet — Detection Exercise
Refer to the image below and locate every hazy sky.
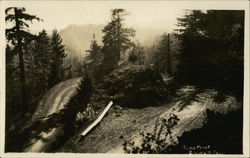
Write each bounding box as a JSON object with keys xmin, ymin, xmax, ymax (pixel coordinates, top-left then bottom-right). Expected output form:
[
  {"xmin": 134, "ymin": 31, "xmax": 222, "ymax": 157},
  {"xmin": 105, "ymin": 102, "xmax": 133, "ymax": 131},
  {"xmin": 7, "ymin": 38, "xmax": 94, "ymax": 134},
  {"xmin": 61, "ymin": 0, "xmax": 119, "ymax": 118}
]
[{"xmin": 2, "ymin": 1, "xmax": 248, "ymax": 34}]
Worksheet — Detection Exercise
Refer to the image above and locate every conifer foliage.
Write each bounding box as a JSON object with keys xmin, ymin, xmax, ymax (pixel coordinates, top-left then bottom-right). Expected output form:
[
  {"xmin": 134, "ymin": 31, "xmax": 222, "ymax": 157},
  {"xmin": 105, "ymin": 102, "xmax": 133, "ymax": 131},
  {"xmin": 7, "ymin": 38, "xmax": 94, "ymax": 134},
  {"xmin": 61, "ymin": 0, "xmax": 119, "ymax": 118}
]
[
  {"xmin": 33, "ymin": 30, "xmax": 51, "ymax": 94},
  {"xmin": 154, "ymin": 33, "xmax": 171, "ymax": 74},
  {"xmin": 5, "ymin": 8, "xmax": 66, "ymax": 117},
  {"xmin": 98, "ymin": 9, "xmax": 136, "ymax": 78},
  {"xmin": 85, "ymin": 34, "xmax": 102, "ymax": 69},
  {"xmin": 176, "ymin": 10, "xmax": 244, "ymax": 98},
  {"xmin": 6, "ymin": 7, "xmax": 41, "ymax": 112},
  {"xmin": 49, "ymin": 30, "xmax": 67, "ymax": 88}
]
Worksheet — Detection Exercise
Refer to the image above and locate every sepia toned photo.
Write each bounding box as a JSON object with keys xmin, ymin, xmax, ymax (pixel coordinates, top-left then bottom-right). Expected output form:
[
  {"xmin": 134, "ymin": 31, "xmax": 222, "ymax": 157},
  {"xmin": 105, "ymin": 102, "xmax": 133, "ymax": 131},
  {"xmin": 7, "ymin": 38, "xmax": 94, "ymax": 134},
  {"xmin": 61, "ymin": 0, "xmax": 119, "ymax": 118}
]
[{"xmin": 0, "ymin": 1, "xmax": 249, "ymax": 157}]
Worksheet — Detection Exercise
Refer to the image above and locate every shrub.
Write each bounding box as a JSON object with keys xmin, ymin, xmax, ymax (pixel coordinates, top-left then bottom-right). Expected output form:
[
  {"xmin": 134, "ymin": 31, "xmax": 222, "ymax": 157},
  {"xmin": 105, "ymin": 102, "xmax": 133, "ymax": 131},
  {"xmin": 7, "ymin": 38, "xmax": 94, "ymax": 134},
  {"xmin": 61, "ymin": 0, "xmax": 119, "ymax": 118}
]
[{"xmin": 122, "ymin": 113, "xmax": 179, "ymax": 153}]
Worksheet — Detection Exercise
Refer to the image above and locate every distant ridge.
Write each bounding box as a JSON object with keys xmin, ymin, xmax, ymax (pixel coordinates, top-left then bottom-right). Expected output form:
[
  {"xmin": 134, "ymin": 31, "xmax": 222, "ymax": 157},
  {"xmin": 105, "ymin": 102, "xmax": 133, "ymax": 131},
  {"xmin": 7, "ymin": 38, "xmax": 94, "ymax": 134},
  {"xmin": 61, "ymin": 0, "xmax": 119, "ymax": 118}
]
[
  {"xmin": 59, "ymin": 24, "xmax": 168, "ymax": 59},
  {"xmin": 59, "ymin": 24, "xmax": 104, "ymax": 59}
]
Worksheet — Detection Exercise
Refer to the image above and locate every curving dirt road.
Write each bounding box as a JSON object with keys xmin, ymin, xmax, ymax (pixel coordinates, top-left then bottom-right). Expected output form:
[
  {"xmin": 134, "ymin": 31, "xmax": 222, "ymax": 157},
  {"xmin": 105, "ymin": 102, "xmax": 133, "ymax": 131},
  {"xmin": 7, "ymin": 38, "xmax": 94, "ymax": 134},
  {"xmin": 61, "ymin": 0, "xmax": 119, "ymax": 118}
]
[
  {"xmin": 30, "ymin": 77, "xmax": 82, "ymax": 123},
  {"xmin": 60, "ymin": 86, "xmax": 242, "ymax": 153},
  {"xmin": 24, "ymin": 77, "xmax": 81, "ymax": 152},
  {"xmin": 23, "ymin": 79, "xmax": 241, "ymax": 153},
  {"xmin": 108, "ymin": 89, "xmax": 241, "ymax": 153}
]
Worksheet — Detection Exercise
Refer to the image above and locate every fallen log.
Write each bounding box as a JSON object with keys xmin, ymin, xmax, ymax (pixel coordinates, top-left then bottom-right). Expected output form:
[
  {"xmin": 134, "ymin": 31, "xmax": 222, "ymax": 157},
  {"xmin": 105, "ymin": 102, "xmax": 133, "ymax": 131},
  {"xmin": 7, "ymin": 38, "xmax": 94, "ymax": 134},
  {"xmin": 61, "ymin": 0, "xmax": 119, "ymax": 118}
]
[{"xmin": 77, "ymin": 101, "xmax": 113, "ymax": 142}]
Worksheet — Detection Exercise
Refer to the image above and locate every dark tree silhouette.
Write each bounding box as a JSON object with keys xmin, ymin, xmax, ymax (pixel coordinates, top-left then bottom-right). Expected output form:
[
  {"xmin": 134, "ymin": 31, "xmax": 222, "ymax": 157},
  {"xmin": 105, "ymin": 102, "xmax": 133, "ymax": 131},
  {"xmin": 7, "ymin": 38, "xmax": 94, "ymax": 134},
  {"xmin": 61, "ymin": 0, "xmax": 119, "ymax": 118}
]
[
  {"xmin": 176, "ymin": 10, "xmax": 244, "ymax": 98},
  {"xmin": 33, "ymin": 30, "xmax": 51, "ymax": 94},
  {"xmin": 48, "ymin": 29, "xmax": 67, "ymax": 88},
  {"xmin": 97, "ymin": 9, "xmax": 135, "ymax": 78},
  {"xmin": 6, "ymin": 7, "xmax": 41, "ymax": 112},
  {"xmin": 166, "ymin": 34, "xmax": 172, "ymax": 75},
  {"xmin": 86, "ymin": 34, "xmax": 102, "ymax": 64},
  {"xmin": 154, "ymin": 33, "xmax": 172, "ymax": 74}
]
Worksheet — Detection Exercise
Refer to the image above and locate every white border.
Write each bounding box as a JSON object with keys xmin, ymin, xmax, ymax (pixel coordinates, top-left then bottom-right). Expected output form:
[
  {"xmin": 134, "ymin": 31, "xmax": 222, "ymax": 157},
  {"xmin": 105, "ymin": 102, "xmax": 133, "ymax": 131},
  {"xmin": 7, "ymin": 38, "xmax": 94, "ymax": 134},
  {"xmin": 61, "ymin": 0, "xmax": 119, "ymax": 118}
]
[
  {"xmin": 0, "ymin": 1, "xmax": 249, "ymax": 158},
  {"xmin": 0, "ymin": 0, "xmax": 6, "ymax": 156}
]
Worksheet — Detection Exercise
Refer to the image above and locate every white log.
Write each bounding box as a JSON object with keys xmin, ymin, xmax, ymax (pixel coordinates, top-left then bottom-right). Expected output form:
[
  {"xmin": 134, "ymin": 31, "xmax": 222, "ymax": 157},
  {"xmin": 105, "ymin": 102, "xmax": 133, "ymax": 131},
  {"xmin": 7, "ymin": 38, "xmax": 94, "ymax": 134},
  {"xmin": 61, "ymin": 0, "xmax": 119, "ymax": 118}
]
[{"xmin": 79, "ymin": 101, "xmax": 113, "ymax": 140}]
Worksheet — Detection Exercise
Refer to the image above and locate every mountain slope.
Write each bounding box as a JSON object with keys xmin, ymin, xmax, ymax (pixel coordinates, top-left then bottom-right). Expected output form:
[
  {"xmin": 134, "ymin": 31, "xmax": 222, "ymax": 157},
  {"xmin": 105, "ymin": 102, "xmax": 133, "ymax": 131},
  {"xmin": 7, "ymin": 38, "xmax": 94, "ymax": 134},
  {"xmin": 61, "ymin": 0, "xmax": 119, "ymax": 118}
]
[
  {"xmin": 59, "ymin": 24, "xmax": 168, "ymax": 59},
  {"xmin": 59, "ymin": 24, "xmax": 104, "ymax": 59}
]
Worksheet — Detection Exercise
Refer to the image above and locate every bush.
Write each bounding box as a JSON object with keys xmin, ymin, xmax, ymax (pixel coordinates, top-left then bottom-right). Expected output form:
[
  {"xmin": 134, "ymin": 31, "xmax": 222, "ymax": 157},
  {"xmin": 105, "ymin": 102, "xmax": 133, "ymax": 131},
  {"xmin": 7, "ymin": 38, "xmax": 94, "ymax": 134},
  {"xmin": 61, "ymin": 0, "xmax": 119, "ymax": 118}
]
[
  {"xmin": 123, "ymin": 109, "xmax": 242, "ymax": 154},
  {"xmin": 122, "ymin": 113, "xmax": 179, "ymax": 153},
  {"xmin": 99, "ymin": 65, "xmax": 169, "ymax": 108}
]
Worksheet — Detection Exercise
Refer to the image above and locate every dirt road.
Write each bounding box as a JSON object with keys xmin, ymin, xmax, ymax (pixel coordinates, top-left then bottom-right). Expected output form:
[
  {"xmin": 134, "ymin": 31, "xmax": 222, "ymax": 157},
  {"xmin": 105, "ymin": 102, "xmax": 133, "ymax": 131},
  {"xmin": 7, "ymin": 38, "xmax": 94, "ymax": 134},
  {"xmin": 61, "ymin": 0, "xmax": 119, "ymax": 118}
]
[
  {"xmin": 23, "ymin": 79, "xmax": 241, "ymax": 153},
  {"xmin": 30, "ymin": 77, "xmax": 81, "ymax": 123},
  {"xmin": 60, "ymin": 86, "xmax": 241, "ymax": 153},
  {"xmin": 109, "ymin": 88, "xmax": 241, "ymax": 153},
  {"xmin": 24, "ymin": 77, "xmax": 81, "ymax": 152}
]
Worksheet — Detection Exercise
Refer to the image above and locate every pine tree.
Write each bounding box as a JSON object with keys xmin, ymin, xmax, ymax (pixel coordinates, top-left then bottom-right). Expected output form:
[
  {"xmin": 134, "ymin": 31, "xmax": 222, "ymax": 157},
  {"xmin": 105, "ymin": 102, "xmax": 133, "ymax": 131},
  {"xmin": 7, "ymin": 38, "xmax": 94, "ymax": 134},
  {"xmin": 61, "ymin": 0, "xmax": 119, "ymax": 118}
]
[
  {"xmin": 99, "ymin": 9, "xmax": 135, "ymax": 76},
  {"xmin": 5, "ymin": 7, "xmax": 41, "ymax": 112},
  {"xmin": 166, "ymin": 34, "xmax": 172, "ymax": 75},
  {"xmin": 33, "ymin": 30, "xmax": 51, "ymax": 95},
  {"xmin": 86, "ymin": 34, "xmax": 101, "ymax": 63},
  {"xmin": 6, "ymin": 44, "xmax": 19, "ymax": 113},
  {"xmin": 6, "ymin": 44, "xmax": 15, "ymax": 78},
  {"xmin": 176, "ymin": 10, "xmax": 244, "ymax": 97},
  {"xmin": 24, "ymin": 40, "xmax": 43, "ymax": 108},
  {"xmin": 85, "ymin": 33, "xmax": 102, "ymax": 77},
  {"xmin": 48, "ymin": 29, "xmax": 66, "ymax": 88},
  {"xmin": 154, "ymin": 33, "xmax": 171, "ymax": 74}
]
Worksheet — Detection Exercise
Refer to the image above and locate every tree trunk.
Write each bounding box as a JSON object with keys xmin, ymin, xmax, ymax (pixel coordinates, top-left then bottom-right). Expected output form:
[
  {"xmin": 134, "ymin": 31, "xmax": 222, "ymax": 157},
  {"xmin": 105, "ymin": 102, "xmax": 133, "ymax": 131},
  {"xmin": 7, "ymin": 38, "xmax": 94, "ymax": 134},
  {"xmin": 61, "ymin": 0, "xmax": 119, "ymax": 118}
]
[
  {"xmin": 167, "ymin": 34, "xmax": 172, "ymax": 75},
  {"xmin": 15, "ymin": 8, "xmax": 28, "ymax": 113}
]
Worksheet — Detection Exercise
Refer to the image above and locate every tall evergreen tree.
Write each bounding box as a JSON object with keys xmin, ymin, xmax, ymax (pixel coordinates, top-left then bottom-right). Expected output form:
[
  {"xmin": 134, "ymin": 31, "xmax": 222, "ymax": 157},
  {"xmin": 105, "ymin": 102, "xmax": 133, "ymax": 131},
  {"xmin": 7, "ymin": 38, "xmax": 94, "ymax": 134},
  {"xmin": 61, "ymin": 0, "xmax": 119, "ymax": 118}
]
[
  {"xmin": 99, "ymin": 9, "xmax": 136, "ymax": 76},
  {"xmin": 5, "ymin": 7, "xmax": 41, "ymax": 112},
  {"xmin": 85, "ymin": 33, "xmax": 102, "ymax": 76},
  {"xmin": 24, "ymin": 40, "xmax": 37, "ymax": 103},
  {"xmin": 33, "ymin": 30, "xmax": 51, "ymax": 95},
  {"xmin": 86, "ymin": 34, "xmax": 101, "ymax": 62},
  {"xmin": 166, "ymin": 34, "xmax": 172, "ymax": 75},
  {"xmin": 48, "ymin": 29, "xmax": 66, "ymax": 88},
  {"xmin": 5, "ymin": 44, "xmax": 18, "ymax": 113},
  {"xmin": 154, "ymin": 33, "xmax": 171, "ymax": 74},
  {"xmin": 6, "ymin": 44, "xmax": 15, "ymax": 79},
  {"xmin": 176, "ymin": 10, "xmax": 244, "ymax": 97}
]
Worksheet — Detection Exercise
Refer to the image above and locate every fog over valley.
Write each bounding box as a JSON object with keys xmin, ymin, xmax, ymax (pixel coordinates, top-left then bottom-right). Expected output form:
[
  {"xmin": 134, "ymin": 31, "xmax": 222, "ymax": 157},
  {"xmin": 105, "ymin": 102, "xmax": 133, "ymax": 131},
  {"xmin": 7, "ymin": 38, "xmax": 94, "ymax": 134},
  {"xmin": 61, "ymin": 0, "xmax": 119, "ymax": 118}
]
[{"xmin": 59, "ymin": 24, "xmax": 170, "ymax": 59}]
